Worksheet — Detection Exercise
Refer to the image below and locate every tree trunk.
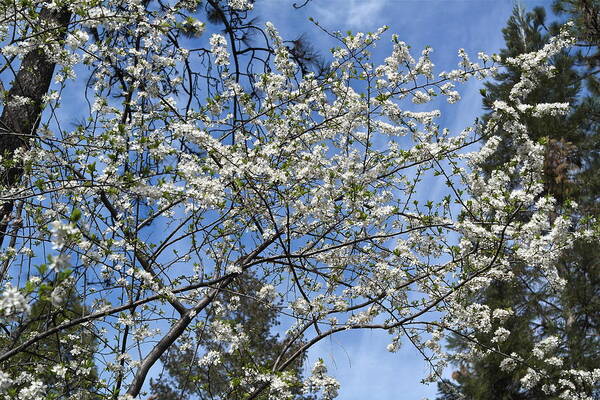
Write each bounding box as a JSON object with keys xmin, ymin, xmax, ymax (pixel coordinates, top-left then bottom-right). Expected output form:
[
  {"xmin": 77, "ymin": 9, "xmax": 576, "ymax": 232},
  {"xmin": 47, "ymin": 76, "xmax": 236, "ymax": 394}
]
[{"xmin": 0, "ymin": 6, "xmax": 70, "ymax": 248}]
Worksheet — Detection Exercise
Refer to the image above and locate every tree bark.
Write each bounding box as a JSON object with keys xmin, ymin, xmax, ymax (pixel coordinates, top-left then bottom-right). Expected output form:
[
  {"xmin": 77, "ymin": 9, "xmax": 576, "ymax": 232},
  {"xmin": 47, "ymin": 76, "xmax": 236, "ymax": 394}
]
[{"xmin": 0, "ymin": 5, "xmax": 71, "ymax": 248}]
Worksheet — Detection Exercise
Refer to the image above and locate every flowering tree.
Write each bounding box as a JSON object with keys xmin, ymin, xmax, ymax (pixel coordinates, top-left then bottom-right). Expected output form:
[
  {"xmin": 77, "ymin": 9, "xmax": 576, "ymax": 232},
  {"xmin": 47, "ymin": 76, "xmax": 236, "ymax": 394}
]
[{"xmin": 0, "ymin": 1, "xmax": 598, "ymax": 399}]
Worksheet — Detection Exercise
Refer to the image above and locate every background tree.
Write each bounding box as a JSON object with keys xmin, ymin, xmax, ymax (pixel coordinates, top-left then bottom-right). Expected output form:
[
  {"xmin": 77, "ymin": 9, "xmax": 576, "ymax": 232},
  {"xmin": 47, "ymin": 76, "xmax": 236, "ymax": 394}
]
[
  {"xmin": 552, "ymin": 0, "xmax": 600, "ymax": 214},
  {"xmin": 0, "ymin": 5, "xmax": 70, "ymax": 250},
  {"xmin": 437, "ymin": 5, "xmax": 600, "ymax": 400},
  {"xmin": 150, "ymin": 274, "xmax": 310, "ymax": 400},
  {"xmin": 0, "ymin": 288, "xmax": 102, "ymax": 399}
]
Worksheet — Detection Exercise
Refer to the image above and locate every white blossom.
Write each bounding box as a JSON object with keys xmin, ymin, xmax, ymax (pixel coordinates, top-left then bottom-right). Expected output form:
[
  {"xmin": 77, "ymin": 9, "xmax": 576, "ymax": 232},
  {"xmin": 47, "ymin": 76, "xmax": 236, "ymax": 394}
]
[
  {"xmin": 0, "ymin": 284, "xmax": 29, "ymax": 316},
  {"xmin": 210, "ymin": 34, "xmax": 230, "ymax": 66}
]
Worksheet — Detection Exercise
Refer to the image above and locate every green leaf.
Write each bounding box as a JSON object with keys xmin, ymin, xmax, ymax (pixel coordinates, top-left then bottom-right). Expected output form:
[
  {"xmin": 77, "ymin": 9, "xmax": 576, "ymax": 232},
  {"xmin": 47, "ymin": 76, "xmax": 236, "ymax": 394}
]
[
  {"xmin": 70, "ymin": 208, "xmax": 82, "ymax": 222},
  {"xmin": 38, "ymin": 263, "xmax": 48, "ymax": 275}
]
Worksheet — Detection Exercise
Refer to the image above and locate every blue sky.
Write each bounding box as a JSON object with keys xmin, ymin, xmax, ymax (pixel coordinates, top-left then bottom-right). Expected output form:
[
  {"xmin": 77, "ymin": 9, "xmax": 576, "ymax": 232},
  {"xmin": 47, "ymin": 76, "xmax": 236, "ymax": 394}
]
[{"xmin": 253, "ymin": 1, "xmax": 548, "ymax": 399}]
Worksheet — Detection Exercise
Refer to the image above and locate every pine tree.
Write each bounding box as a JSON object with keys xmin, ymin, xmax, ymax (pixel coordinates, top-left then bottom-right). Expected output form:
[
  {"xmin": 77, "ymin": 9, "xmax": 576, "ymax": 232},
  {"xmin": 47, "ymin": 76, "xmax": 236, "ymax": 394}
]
[
  {"xmin": 150, "ymin": 274, "xmax": 310, "ymax": 400},
  {"xmin": 438, "ymin": 5, "xmax": 600, "ymax": 399},
  {"xmin": 552, "ymin": 0, "xmax": 600, "ymax": 214},
  {"xmin": 1, "ymin": 288, "xmax": 102, "ymax": 399}
]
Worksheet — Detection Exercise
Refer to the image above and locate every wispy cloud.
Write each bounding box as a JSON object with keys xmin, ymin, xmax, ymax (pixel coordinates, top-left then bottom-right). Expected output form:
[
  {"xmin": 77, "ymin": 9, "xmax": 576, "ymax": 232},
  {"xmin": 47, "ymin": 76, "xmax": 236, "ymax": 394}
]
[{"xmin": 313, "ymin": 0, "xmax": 386, "ymax": 30}]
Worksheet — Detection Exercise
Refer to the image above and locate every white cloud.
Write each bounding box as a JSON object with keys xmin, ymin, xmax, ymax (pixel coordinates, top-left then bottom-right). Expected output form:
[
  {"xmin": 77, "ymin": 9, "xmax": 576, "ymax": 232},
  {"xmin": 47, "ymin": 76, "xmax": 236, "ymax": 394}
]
[{"xmin": 314, "ymin": 0, "xmax": 386, "ymax": 30}]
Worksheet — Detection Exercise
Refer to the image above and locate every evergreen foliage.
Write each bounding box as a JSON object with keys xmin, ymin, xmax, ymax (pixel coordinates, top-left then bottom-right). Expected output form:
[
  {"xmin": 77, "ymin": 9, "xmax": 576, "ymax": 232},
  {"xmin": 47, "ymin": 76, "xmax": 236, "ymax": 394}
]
[
  {"xmin": 437, "ymin": 4, "xmax": 600, "ymax": 399},
  {"xmin": 150, "ymin": 274, "xmax": 309, "ymax": 400},
  {"xmin": 0, "ymin": 289, "xmax": 101, "ymax": 399}
]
